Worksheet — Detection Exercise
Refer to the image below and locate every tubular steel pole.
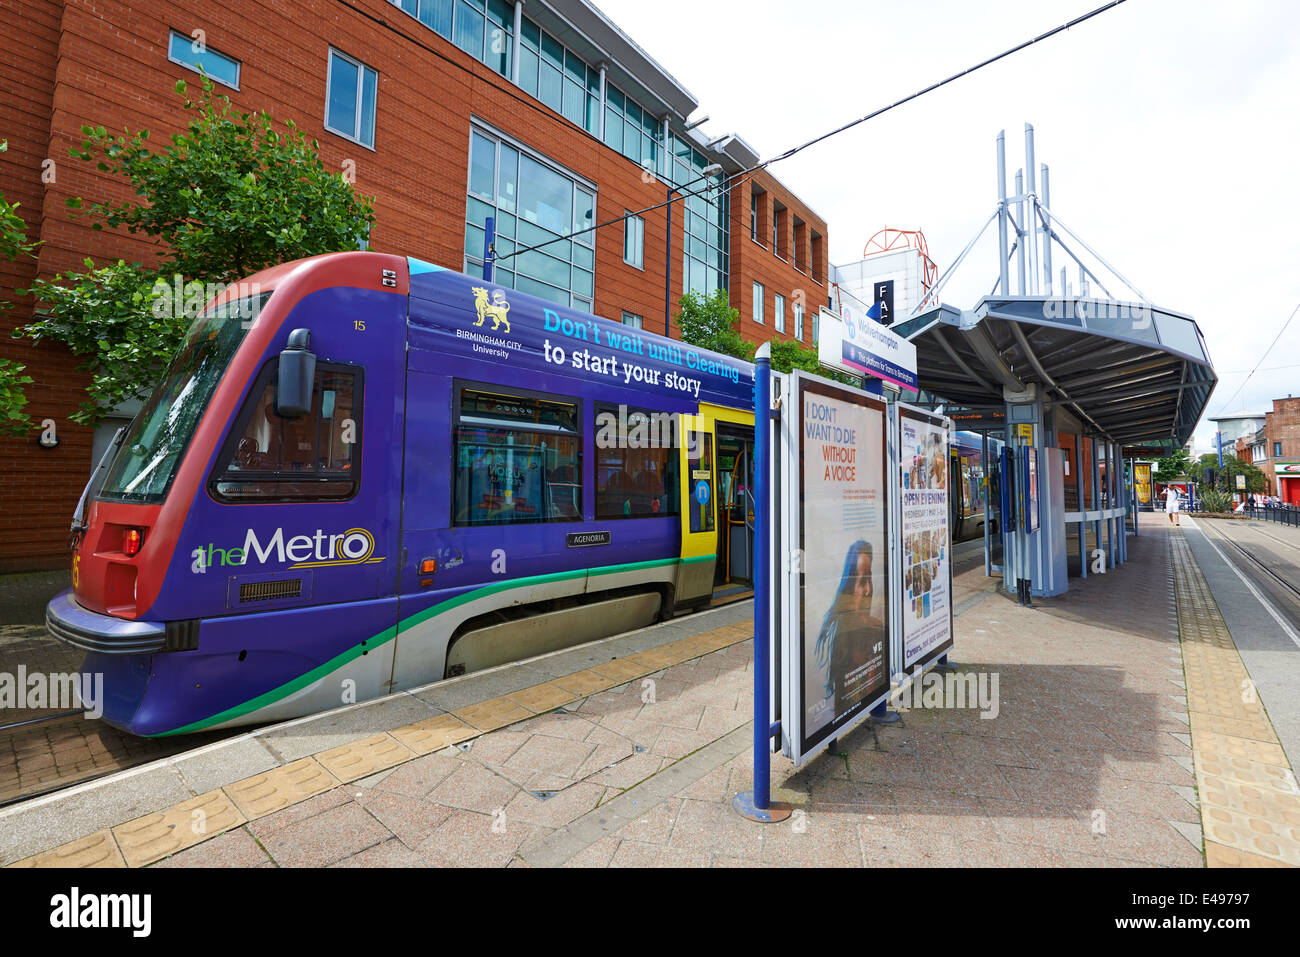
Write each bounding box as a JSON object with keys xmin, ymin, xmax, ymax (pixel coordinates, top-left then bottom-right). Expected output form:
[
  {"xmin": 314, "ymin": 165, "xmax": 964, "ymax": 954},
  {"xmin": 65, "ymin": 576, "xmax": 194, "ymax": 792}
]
[
  {"xmin": 997, "ymin": 131, "xmax": 1010, "ymax": 295},
  {"xmin": 733, "ymin": 344, "xmax": 790, "ymax": 823},
  {"xmin": 754, "ymin": 349, "xmax": 770, "ymax": 809}
]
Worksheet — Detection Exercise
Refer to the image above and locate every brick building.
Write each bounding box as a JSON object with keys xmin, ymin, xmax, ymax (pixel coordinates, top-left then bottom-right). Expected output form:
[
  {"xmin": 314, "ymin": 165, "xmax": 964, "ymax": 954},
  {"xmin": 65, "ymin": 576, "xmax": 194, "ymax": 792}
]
[
  {"xmin": 1251, "ymin": 397, "xmax": 1300, "ymax": 503},
  {"xmin": 0, "ymin": 0, "xmax": 830, "ymax": 572}
]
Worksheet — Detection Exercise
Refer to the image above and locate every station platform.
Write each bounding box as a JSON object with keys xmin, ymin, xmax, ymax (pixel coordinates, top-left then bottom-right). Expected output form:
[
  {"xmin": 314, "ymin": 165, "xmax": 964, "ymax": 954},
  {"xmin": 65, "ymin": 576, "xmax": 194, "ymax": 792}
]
[{"xmin": 3, "ymin": 513, "xmax": 1297, "ymax": 868}]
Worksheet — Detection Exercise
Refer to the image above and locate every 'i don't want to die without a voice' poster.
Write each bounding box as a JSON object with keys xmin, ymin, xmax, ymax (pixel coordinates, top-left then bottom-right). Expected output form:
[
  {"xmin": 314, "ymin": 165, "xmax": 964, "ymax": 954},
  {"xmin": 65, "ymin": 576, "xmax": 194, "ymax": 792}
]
[{"xmin": 797, "ymin": 377, "xmax": 889, "ymax": 753}]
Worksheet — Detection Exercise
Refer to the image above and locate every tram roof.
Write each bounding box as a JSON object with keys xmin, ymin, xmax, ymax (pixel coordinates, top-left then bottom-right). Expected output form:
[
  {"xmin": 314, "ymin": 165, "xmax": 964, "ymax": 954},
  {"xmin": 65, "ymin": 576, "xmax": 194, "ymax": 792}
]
[{"xmin": 892, "ymin": 296, "xmax": 1216, "ymax": 450}]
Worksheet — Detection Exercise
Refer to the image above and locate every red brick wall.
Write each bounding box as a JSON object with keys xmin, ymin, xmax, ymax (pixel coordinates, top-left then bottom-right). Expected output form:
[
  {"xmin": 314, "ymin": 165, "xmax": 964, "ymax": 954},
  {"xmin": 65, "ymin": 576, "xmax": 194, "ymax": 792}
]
[
  {"xmin": 0, "ymin": 0, "xmax": 827, "ymax": 571},
  {"xmin": 728, "ymin": 171, "xmax": 828, "ymax": 348}
]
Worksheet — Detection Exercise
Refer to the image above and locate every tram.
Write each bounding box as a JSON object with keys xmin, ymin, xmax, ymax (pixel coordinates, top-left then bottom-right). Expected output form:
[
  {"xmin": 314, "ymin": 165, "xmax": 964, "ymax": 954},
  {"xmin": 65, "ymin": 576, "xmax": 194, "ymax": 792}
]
[
  {"xmin": 47, "ymin": 252, "xmax": 757, "ymax": 735},
  {"xmin": 950, "ymin": 430, "xmax": 1001, "ymax": 542}
]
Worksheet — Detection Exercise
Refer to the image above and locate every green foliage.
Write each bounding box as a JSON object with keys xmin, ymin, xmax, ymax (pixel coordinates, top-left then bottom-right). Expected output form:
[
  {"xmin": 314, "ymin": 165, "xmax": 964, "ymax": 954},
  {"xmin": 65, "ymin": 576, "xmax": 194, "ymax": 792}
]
[
  {"xmin": 0, "ymin": 141, "xmax": 37, "ymax": 273},
  {"xmin": 20, "ymin": 261, "xmax": 185, "ymax": 424},
  {"xmin": 1154, "ymin": 448, "xmax": 1192, "ymax": 484},
  {"xmin": 1196, "ymin": 487, "xmax": 1234, "ymax": 513},
  {"xmin": 766, "ymin": 337, "xmax": 857, "ymax": 386},
  {"xmin": 66, "ymin": 77, "xmax": 375, "ymax": 283},
  {"xmin": 17, "ymin": 78, "xmax": 375, "ymax": 425},
  {"xmin": 674, "ymin": 290, "xmax": 753, "ymax": 361},
  {"xmin": 1, "ymin": 139, "xmax": 40, "ymax": 433},
  {"xmin": 1193, "ymin": 452, "xmax": 1266, "ymax": 494},
  {"xmin": 0, "ymin": 358, "xmax": 33, "ymax": 436}
]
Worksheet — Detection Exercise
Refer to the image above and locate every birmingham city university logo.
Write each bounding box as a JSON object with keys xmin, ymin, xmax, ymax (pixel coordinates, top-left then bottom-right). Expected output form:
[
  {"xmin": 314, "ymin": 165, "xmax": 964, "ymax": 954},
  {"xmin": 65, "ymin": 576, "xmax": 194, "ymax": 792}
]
[{"xmin": 472, "ymin": 286, "xmax": 512, "ymax": 334}]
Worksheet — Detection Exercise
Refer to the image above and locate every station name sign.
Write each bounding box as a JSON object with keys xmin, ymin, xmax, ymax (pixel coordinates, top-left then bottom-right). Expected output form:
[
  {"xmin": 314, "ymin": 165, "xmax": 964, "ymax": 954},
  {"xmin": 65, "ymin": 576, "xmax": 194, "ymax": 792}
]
[{"xmin": 817, "ymin": 306, "xmax": 918, "ymax": 392}]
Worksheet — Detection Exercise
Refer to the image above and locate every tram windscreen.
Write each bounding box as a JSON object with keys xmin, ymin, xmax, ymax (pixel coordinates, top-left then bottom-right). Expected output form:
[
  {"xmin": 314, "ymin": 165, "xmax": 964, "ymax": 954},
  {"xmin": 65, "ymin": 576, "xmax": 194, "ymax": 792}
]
[{"xmin": 99, "ymin": 293, "xmax": 269, "ymax": 504}]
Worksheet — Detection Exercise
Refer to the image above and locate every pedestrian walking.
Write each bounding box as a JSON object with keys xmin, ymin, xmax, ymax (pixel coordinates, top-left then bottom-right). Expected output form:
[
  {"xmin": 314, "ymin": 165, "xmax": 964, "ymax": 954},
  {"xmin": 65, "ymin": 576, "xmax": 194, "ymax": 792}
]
[{"xmin": 1165, "ymin": 485, "xmax": 1181, "ymax": 526}]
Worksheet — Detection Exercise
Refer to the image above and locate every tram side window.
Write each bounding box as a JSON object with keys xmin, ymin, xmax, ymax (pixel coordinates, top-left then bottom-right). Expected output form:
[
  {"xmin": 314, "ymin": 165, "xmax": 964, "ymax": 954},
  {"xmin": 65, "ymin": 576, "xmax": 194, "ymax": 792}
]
[
  {"xmin": 454, "ymin": 386, "xmax": 582, "ymax": 525},
  {"xmin": 594, "ymin": 404, "xmax": 679, "ymax": 519},
  {"xmin": 687, "ymin": 430, "xmax": 714, "ymax": 533},
  {"xmin": 211, "ymin": 364, "xmax": 361, "ymax": 500}
]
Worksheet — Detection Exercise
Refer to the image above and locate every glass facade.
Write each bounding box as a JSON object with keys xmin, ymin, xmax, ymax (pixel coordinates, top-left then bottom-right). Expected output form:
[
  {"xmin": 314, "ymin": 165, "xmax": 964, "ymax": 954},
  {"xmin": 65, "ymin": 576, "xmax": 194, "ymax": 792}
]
[
  {"xmin": 466, "ymin": 127, "xmax": 595, "ymax": 311},
  {"xmin": 390, "ymin": 0, "xmax": 514, "ymax": 77},
  {"xmin": 518, "ymin": 17, "xmax": 600, "ymax": 134},
  {"xmin": 668, "ymin": 133, "xmax": 729, "ymax": 298}
]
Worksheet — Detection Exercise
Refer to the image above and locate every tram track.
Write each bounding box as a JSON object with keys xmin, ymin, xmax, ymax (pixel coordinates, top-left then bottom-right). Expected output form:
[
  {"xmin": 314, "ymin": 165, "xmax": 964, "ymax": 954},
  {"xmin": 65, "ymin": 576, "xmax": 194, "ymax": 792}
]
[
  {"xmin": 1196, "ymin": 518, "xmax": 1300, "ymax": 634},
  {"xmin": 0, "ymin": 589, "xmax": 763, "ymax": 810}
]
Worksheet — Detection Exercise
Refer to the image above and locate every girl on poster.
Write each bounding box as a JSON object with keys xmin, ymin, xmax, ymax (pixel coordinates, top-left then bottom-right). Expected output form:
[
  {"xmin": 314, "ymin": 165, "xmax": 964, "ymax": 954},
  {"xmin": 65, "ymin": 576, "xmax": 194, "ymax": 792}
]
[{"xmin": 813, "ymin": 540, "xmax": 886, "ymax": 719}]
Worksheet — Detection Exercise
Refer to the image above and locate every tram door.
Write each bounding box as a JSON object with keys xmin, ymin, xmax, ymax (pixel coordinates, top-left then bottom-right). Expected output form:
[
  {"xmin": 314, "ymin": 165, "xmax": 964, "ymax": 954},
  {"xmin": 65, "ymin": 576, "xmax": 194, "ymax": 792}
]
[{"xmin": 715, "ymin": 424, "xmax": 755, "ymax": 587}]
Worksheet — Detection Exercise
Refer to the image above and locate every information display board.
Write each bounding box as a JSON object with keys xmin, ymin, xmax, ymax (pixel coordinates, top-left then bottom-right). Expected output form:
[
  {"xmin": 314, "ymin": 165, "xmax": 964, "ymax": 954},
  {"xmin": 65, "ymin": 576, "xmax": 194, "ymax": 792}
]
[
  {"xmin": 899, "ymin": 408, "xmax": 954, "ymax": 670},
  {"xmin": 782, "ymin": 373, "xmax": 890, "ymax": 764}
]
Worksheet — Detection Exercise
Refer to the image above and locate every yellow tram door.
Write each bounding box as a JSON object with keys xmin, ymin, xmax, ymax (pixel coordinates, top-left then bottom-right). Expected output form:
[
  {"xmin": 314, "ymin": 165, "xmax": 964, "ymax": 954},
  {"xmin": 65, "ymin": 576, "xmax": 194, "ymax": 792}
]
[{"xmin": 674, "ymin": 412, "xmax": 717, "ymax": 610}]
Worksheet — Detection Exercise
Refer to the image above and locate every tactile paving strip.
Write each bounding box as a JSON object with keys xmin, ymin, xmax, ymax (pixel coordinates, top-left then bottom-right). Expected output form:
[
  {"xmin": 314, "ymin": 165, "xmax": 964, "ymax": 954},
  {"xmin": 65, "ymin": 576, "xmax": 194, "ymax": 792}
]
[{"xmin": 1170, "ymin": 530, "xmax": 1300, "ymax": 867}]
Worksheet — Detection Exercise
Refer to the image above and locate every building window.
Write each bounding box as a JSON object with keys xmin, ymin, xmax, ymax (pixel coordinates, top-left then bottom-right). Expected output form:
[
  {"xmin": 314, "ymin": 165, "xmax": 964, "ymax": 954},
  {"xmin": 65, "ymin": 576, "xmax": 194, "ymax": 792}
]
[
  {"xmin": 1275, "ymin": 441, "xmax": 1283, "ymax": 456},
  {"xmin": 464, "ymin": 126, "xmax": 596, "ymax": 311},
  {"xmin": 167, "ymin": 30, "xmax": 241, "ymax": 89},
  {"xmin": 774, "ymin": 293, "xmax": 785, "ymax": 333},
  {"xmin": 811, "ymin": 308, "xmax": 819, "ymax": 343},
  {"xmin": 517, "ymin": 17, "xmax": 599, "ymax": 134},
  {"xmin": 389, "ymin": 0, "xmax": 513, "ymax": 77},
  {"xmin": 325, "ymin": 49, "xmax": 377, "ymax": 149},
  {"xmin": 752, "ymin": 283, "xmax": 764, "ymax": 325},
  {"xmin": 794, "ymin": 302, "xmax": 804, "ymax": 341},
  {"xmin": 623, "ymin": 213, "xmax": 644, "ymax": 269},
  {"xmin": 605, "ymin": 84, "xmax": 662, "ymax": 173},
  {"xmin": 750, "ymin": 193, "xmax": 758, "ymax": 241},
  {"xmin": 622, "ymin": 312, "xmax": 643, "ymax": 329},
  {"xmin": 671, "ymin": 134, "xmax": 728, "ymax": 298}
]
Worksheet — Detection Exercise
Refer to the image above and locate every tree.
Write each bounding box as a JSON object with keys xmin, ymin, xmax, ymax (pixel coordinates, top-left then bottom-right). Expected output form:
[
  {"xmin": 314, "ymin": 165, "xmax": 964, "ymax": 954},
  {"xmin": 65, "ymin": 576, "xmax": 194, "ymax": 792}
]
[
  {"xmin": 0, "ymin": 139, "xmax": 38, "ymax": 434},
  {"xmin": 1153, "ymin": 448, "xmax": 1192, "ymax": 484},
  {"xmin": 17, "ymin": 76, "xmax": 376, "ymax": 425},
  {"xmin": 63, "ymin": 77, "xmax": 374, "ymax": 283},
  {"xmin": 1194, "ymin": 451, "xmax": 1266, "ymax": 494},
  {"xmin": 674, "ymin": 289, "xmax": 753, "ymax": 362}
]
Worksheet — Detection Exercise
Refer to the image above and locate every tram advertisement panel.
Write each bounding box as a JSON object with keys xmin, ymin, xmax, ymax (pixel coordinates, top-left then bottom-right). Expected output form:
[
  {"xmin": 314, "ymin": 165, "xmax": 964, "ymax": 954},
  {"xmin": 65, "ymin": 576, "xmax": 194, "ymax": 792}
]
[
  {"xmin": 900, "ymin": 409, "xmax": 954, "ymax": 669},
  {"xmin": 1135, "ymin": 463, "xmax": 1152, "ymax": 506},
  {"xmin": 789, "ymin": 374, "xmax": 889, "ymax": 762}
]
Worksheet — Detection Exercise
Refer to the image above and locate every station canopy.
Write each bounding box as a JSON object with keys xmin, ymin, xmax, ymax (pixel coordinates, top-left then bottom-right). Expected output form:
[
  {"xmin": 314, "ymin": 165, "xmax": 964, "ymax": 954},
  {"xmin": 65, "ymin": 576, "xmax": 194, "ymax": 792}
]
[{"xmin": 892, "ymin": 296, "xmax": 1217, "ymax": 452}]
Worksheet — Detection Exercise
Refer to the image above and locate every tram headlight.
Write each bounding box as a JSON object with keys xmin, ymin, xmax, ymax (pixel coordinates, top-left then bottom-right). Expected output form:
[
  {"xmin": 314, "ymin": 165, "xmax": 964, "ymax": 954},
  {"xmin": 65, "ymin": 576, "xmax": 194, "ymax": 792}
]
[{"xmin": 123, "ymin": 528, "xmax": 143, "ymax": 557}]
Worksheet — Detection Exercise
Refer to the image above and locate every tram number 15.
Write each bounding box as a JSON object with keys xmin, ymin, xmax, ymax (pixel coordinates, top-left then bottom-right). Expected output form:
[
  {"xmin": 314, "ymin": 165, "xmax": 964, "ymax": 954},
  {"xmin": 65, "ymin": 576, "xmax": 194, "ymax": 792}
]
[{"xmin": 353, "ymin": 320, "xmax": 366, "ymax": 331}]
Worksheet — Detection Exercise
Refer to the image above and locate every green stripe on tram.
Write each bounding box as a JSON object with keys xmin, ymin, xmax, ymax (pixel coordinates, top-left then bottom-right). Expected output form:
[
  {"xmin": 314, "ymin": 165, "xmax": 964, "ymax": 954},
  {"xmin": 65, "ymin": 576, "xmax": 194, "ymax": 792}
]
[{"xmin": 156, "ymin": 555, "xmax": 714, "ymax": 736}]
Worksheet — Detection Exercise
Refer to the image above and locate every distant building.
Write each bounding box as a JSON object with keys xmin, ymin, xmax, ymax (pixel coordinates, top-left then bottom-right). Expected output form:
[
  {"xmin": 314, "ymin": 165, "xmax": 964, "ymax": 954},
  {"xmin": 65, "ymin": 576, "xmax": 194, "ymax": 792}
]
[{"xmin": 1259, "ymin": 397, "xmax": 1300, "ymax": 503}]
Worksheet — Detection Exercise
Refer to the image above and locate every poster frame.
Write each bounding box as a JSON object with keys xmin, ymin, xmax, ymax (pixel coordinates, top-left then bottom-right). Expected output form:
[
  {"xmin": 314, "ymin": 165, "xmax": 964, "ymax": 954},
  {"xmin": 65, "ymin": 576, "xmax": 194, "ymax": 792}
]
[
  {"xmin": 780, "ymin": 371, "xmax": 892, "ymax": 767},
  {"xmin": 896, "ymin": 402, "xmax": 956, "ymax": 673}
]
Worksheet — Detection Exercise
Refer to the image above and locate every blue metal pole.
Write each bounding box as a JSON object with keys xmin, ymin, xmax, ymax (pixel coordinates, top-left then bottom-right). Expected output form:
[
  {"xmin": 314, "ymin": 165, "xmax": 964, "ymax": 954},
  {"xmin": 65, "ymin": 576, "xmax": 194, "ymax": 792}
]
[
  {"xmin": 482, "ymin": 216, "xmax": 496, "ymax": 282},
  {"xmin": 752, "ymin": 346, "xmax": 771, "ymax": 811},
  {"xmin": 1217, "ymin": 431, "xmax": 1223, "ymax": 471}
]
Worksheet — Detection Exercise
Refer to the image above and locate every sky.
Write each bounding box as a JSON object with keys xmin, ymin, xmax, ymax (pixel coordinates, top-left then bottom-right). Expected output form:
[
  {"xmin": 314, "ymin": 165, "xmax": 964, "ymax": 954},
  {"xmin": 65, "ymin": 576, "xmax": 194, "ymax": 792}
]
[{"xmin": 596, "ymin": 0, "xmax": 1300, "ymax": 453}]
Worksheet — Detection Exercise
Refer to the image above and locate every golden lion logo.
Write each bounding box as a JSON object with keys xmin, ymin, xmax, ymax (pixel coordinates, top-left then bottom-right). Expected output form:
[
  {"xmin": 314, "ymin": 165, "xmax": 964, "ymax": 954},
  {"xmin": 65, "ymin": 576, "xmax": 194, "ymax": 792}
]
[{"xmin": 472, "ymin": 286, "xmax": 511, "ymax": 334}]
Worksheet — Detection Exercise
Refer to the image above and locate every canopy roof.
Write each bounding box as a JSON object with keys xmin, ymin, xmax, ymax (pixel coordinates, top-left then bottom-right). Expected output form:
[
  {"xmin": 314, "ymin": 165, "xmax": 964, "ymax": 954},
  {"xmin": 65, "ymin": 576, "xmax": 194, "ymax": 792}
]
[{"xmin": 893, "ymin": 296, "xmax": 1216, "ymax": 448}]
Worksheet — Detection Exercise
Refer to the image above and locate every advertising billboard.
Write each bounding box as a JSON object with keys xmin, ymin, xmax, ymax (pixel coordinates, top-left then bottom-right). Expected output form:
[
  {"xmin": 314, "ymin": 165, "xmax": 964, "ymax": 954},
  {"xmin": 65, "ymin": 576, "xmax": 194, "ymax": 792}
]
[
  {"xmin": 783, "ymin": 373, "xmax": 890, "ymax": 764},
  {"xmin": 1135, "ymin": 463, "xmax": 1152, "ymax": 506},
  {"xmin": 900, "ymin": 409, "xmax": 954, "ymax": 669}
]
